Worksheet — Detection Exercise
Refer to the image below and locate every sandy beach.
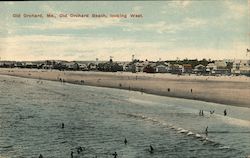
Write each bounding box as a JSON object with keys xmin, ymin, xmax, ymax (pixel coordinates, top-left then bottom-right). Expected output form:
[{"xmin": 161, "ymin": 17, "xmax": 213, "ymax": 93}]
[{"xmin": 0, "ymin": 68, "xmax": 249, "ymax": 108}]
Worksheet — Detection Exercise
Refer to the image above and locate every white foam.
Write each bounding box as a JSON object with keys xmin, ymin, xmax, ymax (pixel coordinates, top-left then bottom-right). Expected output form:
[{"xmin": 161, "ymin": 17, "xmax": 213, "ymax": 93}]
[
  {"xmin": 178, "ymin": 129, "xmax": 189, "ymax": 133},
  {"xmin": 195, "ymin": 134, "xmax": 202, "ymax": 138},
  {"xmin": 177, "ymin": 128, "xmax": 183, "ymax": 131},
  {"xmin": 187, "ymin": 131, "xmax": 194, "ymax": 136},
  {"xmin": 218, "ymin": 146, "xmax": 230, "ymax": 149}
]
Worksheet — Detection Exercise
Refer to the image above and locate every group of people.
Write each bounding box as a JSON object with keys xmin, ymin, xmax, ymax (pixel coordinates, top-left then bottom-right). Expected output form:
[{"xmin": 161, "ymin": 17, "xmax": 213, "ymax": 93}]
[
  {"xmin": 39, "ymin": 109, "xmax": 229, "ymax": 158},
  {"xmin": 111, "ymin": 139, "xmax": 154, "ymax": 158},
  {"xmin": 199, "ymin": 110, "xmax": 204, "ymax": 116},
  {"xmin": 67, "ymin": 138, "xmax": 154, "ymax": 158},
  {"xmin": 202, "ymin": 109, "xmax": 228, "ymax": 136},
  {"xmin": 71, "ymin": 146, "xmax": 85, "ymax": 158},
  {"xmin": 199, "ymin": 109, "xmax": 227, "ymax": 117}
]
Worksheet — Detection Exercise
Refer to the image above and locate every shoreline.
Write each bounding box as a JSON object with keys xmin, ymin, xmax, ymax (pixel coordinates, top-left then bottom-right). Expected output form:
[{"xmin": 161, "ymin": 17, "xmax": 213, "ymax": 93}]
[{"xmin": 0, "ymin": 68, "xmax": 249, "ymax": 108}]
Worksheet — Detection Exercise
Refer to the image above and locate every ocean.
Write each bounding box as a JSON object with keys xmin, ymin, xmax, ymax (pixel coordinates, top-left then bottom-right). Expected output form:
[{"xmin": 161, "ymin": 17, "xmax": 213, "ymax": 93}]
[{"xmin": 0, "ymin": 75, "xmax": 249, "ymax": 158}]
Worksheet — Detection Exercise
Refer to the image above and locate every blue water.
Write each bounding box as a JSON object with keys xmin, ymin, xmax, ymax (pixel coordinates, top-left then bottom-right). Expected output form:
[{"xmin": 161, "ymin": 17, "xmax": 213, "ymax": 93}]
[{"xmin": 0, "ymin": 75, "xmax": 249, "ymax": 158}]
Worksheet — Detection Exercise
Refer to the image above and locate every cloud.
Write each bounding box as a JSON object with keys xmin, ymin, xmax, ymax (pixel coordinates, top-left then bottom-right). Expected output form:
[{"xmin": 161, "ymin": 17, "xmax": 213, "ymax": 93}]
[
  {"xmin": 124, "ymin": 17, "xmax": 207, "ymax": 34},
  {"xmin": 0, "ymin": 35, "xmax": 164, "ymax": 61},
  {"xmin": 133, "ymin": 6, "xmax": 143, "ymax": 12},
  {"xmin": 1, "ymin": 33, "xmax": 247, "ymax": 61},
  {"xmin": 224, "ymin": 1, "xmax": 247, "ymax": 19},
  {"xmin": 167, "ymin": 0, "xmax": 192, "ymax": 9}
]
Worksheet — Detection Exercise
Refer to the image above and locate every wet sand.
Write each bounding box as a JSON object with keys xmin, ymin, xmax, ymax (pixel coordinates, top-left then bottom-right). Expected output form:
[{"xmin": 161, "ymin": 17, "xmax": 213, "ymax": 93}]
[{"xmin": 0, "ymin": 68, "xmax": 249, "ymax": 107}]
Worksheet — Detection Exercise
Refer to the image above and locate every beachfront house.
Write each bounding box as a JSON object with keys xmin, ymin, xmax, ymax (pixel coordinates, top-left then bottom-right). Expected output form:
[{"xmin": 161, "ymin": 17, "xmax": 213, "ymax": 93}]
[
  {"xmin": 171, "ymin": 64, "xmax": 182, "ymax": 74},
  {"xmin": 155, "ymin": 64, "xmax": 167, "ymax": 73},
  {"xmin": 155, "ymin": 62, "xmax": 171, "ymax": 73},
  {"xmin": 206, "ymin": 61, "xmax": 230, "ymax": 75},
  {"xmin": 24, "ymin": 62, "xmax": 38, "ymax": 69},
  {"xmin": 206, "ymin": 63, "xmax": 216, "ymax": 74},
  {"xmin": 213, "ymin": 60, "xmax": 229, "ymax": 75},
  {"xmin": 123, "ymin": 63, "xmax": 135, "ymax": 72},
  {"xmin": 0, "ymin": 61, "xmax": 14, "ymax": 68},
  {"xmin": 78, "ymin": 63, "xmax": 88, "ymax": 71},
  {"xmin": 42, "ymin": 60, "xmax": 56, "ymax": 69},
  {"xmin": 135, "ymin": 62, "xmax": 145, "ymax": 72},
  {"xmin": 14, "ymin": 62, "xmax": 25, "ymax": 68},
  {"xmin": 231, "ymin": 60, "xmax": 250, "ymax": 76},
  {"xmin": 88, "ymin": 63, "xmax": 97, "ymax": 71},
  {"xmin": 194, "ymin": 64, "xmax": 206, "ymax": 75},
  {"xmin": 65, "ymin": 62, "xmax": 79, "ymax": 70},
  {"xmin": 182, "ymin": 64, "xmax": 193, "ymax": 74},
  {"xmin": 120, "ymin": 62, "xmax": 129, "ymax": 72},
  {"xmin": 143, "ymin": 65, "xmax": 155, "ymax": 73}
]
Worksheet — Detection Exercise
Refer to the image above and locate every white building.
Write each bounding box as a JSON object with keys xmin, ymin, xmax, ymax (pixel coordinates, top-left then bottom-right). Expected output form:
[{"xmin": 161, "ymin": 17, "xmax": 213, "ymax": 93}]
[
  {"xmin": 231, "ymin": 60, "xmax": 250, "ymax": 76},
  {"xmin": 155, "ymin": 64, "xmax": 167, "ymax": 73}
]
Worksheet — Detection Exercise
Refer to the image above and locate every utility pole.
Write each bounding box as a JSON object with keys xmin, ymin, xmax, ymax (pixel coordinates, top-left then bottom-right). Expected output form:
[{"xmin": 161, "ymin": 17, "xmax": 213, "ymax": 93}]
[
  {"xmin": 109, "ymin": 56, "xmax": 113, "ymax": 63},
  {"xmin": 132, "ymin": 54, "xmax": 135, "ymax": 62},
  {"xmin": 246, "ymin": 48, "xmax": 250, "ymax": 59}
]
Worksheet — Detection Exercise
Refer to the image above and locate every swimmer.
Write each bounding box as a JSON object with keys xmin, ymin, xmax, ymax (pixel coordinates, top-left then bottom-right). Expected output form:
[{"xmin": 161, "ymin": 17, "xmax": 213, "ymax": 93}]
[
  {"xmin": 149, "ymin": 145, "xmax": 154, "ymax": 153},
  {"xmin": 112, "ymin": 152, "xmax": 118, "ymax": 158},
  {"xmin": 124, "ymin": 138, "xmax": 128, "ymax": 145}
]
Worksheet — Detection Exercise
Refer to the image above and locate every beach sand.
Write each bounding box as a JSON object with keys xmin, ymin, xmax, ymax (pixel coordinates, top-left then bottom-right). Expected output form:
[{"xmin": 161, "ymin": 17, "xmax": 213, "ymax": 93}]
[{"xmin": 0, "ymin": 68, "xmax": 249, "ymax": 108}]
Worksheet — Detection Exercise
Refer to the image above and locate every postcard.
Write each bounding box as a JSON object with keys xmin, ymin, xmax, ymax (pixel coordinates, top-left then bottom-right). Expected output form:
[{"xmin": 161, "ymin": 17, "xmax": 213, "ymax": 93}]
[{"xmin": 0, "ymin": 1, "xmax": 249, "ymax": 158}]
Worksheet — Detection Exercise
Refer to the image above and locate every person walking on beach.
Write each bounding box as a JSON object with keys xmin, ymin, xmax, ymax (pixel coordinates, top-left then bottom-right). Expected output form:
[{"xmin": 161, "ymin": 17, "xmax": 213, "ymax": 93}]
[
  {"xmin": 224, "ymin": 109, "xmax": 227, "ymax": 116},
  {"xmin": 124, "ymin": 138, "xmax": 128, "ymax": 145}
]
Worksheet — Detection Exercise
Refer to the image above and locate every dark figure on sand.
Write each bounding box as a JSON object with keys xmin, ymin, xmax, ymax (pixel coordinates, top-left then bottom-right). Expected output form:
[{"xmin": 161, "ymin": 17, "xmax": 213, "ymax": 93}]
[
  {"xmin": 112, "ymin": 152, "xmax": 118, "ymax": 158},
  {"xmin": 39, "ymin": 154, "xmax": 43, "ymax": 158},
  {"xmin": 149, "ymin": 145, "xmax": 154, "ymax": 153},
  {"xmin": 224, "ymin": 109, "xmax": 227, "ymax": 116},
  {"xmin": 124, "ymin": 138, "xmax": 128, "ymax": 145}
]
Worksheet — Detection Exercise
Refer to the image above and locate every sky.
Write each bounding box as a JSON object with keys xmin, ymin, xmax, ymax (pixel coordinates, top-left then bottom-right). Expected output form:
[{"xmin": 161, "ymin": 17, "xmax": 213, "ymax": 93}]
[{"xmin": 0, "ymin": 0, "xmax": 249, "ymax": 61}]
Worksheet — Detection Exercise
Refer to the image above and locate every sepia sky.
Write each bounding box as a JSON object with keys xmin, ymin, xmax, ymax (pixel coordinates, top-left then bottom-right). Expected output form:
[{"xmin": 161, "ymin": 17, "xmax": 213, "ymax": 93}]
[{"xmin": 0, "ymin": 0, "xmax": 249, "ymax": 61}]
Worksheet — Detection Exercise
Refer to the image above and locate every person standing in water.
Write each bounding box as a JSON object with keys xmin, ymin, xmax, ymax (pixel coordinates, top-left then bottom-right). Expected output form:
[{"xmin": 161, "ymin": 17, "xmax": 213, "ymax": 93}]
[
  {"xmin": 149, "ymin": 145, "xmax": 154, "ymax": 153},
  {"xmin": 205, "ymin": 126, "xmax": 208, "ymax": 136},
  {"xmin": 224, "ymin": 109, "xmax": 227, "ymax": 116},
  {"xmin": 124, "ymin": 138, "xmax": 127, "ymax": 145},
  {"xmin": 61, "ymin": 123, "xmax": 64, "ymax": 129},
  {"xmin": 39, "ymin": 154, "xmax": 43, "ymax": 158},
  {"xmin": 112, "ymin": 152, "xmax": 118, "ymax": 158}
]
